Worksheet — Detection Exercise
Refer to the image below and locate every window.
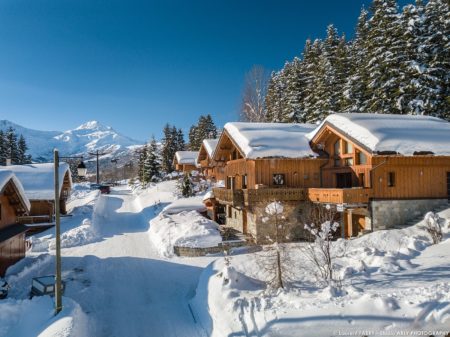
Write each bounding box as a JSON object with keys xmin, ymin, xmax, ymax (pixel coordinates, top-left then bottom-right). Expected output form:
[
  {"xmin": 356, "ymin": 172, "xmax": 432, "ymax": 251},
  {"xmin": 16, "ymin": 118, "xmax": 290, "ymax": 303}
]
[
  {"xmin": 344, "ymin": 141, "xmax": 353, "ymax": 154},
  {"xmin": 334, "ymin": 140, "xmax": 341, "ymax": 155},
  {"xmin": 344, "ymin": 158, "xmax": 354, "ymax": 166},
  {"xmin": 242, "ymin": 175, "xmax": 248, "ymax": 189},
  {"xmin": 387, "ymin": 172, "xmax": 395, "ymax": 187},
  {"xmin": 334, "ymin": 158, "xmax": 340, "ymax": 167},
  {"xmin": 227, "ymin": 205, "xmax": 232, "ymax": 218},
  {"xmin": 358, "ymin": 151, "xmax": 367, "ymax": 165},
  {"xmin": 272, "ymin": 174, "xmax": 285, "ymax": 186}
]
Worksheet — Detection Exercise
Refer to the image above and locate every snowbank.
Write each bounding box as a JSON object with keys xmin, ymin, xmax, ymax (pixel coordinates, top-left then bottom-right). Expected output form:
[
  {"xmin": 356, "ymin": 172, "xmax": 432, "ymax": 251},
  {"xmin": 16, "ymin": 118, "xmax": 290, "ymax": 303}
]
[
  {"xmin": 161, "ymin": 196, "xmax": 207, "ymax": 215},
  {"xmin": 0, "ymin": 296, "xmax": 88, "ymax": 337},
  {"xmin": 149, "ymin": 210, "xmax": 221, "ymax": 257},
  {"xmin": 192, "ymin": 208, "xmax": 450, "ymax": 336}
]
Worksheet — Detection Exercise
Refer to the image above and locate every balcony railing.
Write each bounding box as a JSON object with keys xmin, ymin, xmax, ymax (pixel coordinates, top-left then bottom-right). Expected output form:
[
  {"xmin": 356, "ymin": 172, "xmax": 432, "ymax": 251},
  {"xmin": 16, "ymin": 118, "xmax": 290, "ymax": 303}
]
[
  {"xmin": 213, "ymin": 187, "xmax": 307, "ymax": 207},
  {"xmin": 244, "ymin": 188, "xmax": 306, "ymax": 204},
  {"xmin": 308, "ymin": 188, "xmax": 372, "ymax": 204},
  {"xmin": 212, "ymin": 188, "xmax": 244, "ymax": 207}
]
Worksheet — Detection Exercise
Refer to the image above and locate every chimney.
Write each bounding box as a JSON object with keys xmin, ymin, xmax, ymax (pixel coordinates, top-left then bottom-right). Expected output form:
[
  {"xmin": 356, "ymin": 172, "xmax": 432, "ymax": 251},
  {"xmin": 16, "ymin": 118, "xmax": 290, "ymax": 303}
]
[{"xmin": 6, "ymin": 158, "xmax": 11, "ymax": 166}]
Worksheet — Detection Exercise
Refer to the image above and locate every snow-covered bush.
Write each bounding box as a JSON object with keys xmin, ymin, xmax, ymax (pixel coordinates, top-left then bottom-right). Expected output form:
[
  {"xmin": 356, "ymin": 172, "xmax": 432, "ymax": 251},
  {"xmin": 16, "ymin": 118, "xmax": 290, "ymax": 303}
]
[
  {"xmin": 424, "ymin": 211, "xmax": 444, "ymax": 244},
  {"xmin": 258, "ymin": 201, "xmax": 292, "ymax": 289},
  {"xmin": 302, "ymin": 220, "xmax": 342, "ymax": 285}
]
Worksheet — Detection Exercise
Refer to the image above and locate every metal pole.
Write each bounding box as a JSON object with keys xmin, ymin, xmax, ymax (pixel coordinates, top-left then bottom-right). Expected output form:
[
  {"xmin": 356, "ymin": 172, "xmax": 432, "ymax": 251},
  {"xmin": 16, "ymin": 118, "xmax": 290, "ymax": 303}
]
[{"xmin": 54, "ymin": 149, "xmax": 62, "ymax": 314}]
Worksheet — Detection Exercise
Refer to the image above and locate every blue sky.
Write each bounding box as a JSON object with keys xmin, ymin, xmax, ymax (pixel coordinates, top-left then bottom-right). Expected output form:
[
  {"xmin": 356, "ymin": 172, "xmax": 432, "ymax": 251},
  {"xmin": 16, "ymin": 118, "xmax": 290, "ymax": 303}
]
[{"xmin": 0, "ymin": 0, "xmax": 411, "ymax": 141}]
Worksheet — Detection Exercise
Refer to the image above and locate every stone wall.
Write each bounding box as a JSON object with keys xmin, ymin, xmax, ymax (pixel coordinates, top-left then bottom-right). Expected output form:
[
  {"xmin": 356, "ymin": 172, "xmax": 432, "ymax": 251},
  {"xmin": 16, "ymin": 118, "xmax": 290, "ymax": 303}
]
[
  {"xmin": 248, "ymin": 201, "xmax": 310, "ymax": 244},
  {"xmin": 225, "ymin": 206, "xmax": 244, "ymax": 232},
  {"xmin": 371, "ymin": 198, "xmax": 448, "ymax": 230}
]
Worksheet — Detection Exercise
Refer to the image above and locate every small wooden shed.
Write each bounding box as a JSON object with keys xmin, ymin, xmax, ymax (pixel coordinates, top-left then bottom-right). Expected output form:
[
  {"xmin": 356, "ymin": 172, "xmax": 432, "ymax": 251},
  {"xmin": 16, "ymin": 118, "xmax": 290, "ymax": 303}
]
[{"xmin": 0, "ymin": 171, "xmax": 30, "ymax": 276}]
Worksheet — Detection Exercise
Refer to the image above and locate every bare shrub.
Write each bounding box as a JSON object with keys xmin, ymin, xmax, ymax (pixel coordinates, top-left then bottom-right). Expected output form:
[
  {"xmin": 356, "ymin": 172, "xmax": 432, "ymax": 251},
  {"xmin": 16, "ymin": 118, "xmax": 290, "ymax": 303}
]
[{"xmin": 424, "ymin": 211, "xmax": 443, "ymax": 244}]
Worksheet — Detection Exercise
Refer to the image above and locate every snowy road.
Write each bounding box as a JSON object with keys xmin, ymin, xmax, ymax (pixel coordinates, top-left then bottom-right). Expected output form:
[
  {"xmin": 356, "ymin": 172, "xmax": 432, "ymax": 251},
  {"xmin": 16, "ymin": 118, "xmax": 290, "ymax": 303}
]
[{"xmin": 64, "ymin": 185, "xmax": 211, "ymax": 337}]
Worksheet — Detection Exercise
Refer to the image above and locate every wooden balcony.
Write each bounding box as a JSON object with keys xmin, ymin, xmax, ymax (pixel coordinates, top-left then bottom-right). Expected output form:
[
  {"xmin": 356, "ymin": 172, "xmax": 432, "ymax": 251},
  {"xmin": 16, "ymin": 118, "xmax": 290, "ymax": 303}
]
[
  {"xmin": 213, "ymin": 187, "xmax": 307, "ymax": 207},
  {"xmin": 308, "ymin": 188, "xmax": 372, "ymax": 204},
  {"xmin": 212, "ymin": 188, "xmax": 244, "ymax": 207},
  {"xmin": 244, "ymin": 188, "xmax": 306, "ymax": 205}
]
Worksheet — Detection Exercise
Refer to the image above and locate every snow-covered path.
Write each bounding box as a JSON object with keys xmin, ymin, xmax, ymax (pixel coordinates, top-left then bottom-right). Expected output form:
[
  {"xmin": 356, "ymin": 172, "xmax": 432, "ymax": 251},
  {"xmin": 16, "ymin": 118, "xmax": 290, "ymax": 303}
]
[{"xmin": 63, "ymin": 185, "xmax": 210, "ymax": 337}]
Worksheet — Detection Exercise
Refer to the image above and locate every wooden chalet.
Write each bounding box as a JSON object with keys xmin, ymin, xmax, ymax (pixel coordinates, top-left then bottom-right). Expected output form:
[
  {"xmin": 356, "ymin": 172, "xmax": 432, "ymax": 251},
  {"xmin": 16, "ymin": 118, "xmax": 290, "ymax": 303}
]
[
  {"xmin": 209, "ymin": 114, "xmax": 450, "ymax": 243},
  {"xmin": 0, "ymin": 163, "xmax": 73, "ymax": 224},
  {"xmin": 210, "ymin": 122, "xmax": 327, "ymax": 242},
  {"xmin": 197, "ymin": 139, "xmax": 224, "ymax": 181},
  {"xmin": 173, "ymin": 151, "xmax": 199, "ymax": 173},
  {"xmin": 0, "ymin": 171, "xmax": 30, "ymax": 276},
  {"xmin": 308, "ymin": 113, "xmax": 450, "ymax": 236}
]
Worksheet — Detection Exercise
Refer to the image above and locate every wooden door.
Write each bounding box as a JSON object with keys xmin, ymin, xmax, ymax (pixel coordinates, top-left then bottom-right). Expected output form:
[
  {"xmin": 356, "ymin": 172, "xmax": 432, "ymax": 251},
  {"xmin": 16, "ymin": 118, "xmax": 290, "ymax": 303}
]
[{"xmin": 336, "ymin": 173, "xmax": 352, "ymax": 188}]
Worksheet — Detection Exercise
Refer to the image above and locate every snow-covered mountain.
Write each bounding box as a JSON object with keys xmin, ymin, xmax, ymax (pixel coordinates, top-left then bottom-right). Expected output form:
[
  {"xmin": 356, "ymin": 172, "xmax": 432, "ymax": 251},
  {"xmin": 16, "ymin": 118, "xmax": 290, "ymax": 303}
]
[{"xmin": 0, "ymin": 120, "xmax": 143, "ymax": 162}]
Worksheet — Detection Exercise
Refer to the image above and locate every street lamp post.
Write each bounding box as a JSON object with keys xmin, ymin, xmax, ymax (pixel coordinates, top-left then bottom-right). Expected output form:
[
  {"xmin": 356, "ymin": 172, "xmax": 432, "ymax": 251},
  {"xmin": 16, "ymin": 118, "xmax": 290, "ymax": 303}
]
[{"xmin": 53, "ymin": 149, "xmax": 87, "ymax": 315}]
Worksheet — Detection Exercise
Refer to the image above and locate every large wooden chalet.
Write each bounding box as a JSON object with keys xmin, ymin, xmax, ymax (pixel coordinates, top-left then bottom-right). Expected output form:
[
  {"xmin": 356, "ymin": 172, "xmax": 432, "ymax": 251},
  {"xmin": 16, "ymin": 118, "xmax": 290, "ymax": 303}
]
[
  {"xmin": 207, "ymin": 114, "xmax": 450, "ymax": 243},
  {"xmin": 0, "ymin": 171, "xmax": 30, "ymax": 276},
  {"xmin": 0, "ymin": 163, "xmax": 73, "ymax": 224}
]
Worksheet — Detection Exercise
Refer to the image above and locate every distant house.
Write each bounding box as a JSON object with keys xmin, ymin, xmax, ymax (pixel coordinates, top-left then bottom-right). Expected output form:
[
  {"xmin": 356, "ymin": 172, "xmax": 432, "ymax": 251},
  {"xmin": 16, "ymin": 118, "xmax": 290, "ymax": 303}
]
[
  {"xmin": 173, "ymin": 151, "xmax": 199, "ymax": 173},
  {"xmin": 0, "ymin": 171, "xmax": 30, "ymax": 276},
  {"xmin": 0, "ymin": 163, "xmax": 73, "ymax": 224},
  {"xmin": 197, "ymin": 139, "xmax": 223, "ymax": 181},
  {"xmin": 210, "ymin": 122, "xmax": 327, "ymax": 242},
  {"xmin": 308, "ymin": 113, "xmax": 450, "ymax": 236}
]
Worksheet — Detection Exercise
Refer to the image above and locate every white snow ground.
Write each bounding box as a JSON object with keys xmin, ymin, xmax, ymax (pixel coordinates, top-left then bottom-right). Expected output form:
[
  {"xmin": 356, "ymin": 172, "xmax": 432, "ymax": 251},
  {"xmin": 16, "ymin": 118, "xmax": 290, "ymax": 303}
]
[
  {"xmin": 1, "ymin": 181, "xmax": 215, "ymax": 337},
  {"xmin": 191, "ymin": 208, "xmax": 450, "ymax": 337},
  {"xmin": 2, "ymin": 180, "xmax": 450, "ymax": 337}
]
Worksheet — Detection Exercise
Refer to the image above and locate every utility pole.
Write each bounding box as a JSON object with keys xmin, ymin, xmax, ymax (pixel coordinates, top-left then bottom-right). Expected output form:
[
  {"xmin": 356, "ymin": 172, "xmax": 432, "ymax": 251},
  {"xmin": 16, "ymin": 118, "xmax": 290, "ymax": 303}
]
[
  {"xmin": 88, "ymin": 149, "xmax": 109, "ymax": 184},
  {"xmin": 53, "ymin": 150, "xmax": 86, "ymax": 315},
  {"xmin": 54, "ymin": 150, "xmax": 62, "ymax": 314}
]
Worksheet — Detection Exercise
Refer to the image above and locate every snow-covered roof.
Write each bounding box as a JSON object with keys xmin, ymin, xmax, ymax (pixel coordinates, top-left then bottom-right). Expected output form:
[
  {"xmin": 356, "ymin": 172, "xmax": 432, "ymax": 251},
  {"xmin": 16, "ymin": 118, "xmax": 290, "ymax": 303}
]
[
  {"xmin": 0, "ymin": 170, "xmax": 31, "ymax": 211},
  {"xmin": 0, "ymin": 163, "xmax": 72, "ymax": 200},
  {"xmin": 309, "ymin": 113, "xmax": 450, "ymax": 155},
  {"xmin": 222, "ymin": 122, "xmax": 317, "ymax": 159},
  {"xmin": 202, "ymin": 139, "xmax": 219, "ymax": 158},
  {"xmin": 174, "ymin": 151, "xmax": 199, "ymax": 165}
]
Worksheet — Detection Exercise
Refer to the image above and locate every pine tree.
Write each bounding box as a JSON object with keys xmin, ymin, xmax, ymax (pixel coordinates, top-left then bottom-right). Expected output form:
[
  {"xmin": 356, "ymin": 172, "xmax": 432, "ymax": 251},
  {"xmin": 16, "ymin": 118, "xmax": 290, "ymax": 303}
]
[
  {"xmin": 422, "ymin": 0, "xmax": 450, "ymax": 120},
  {"xmin": 188, "ymin": 125, "xmax": 198, "ymax": 150},
  {"xmin": 17, "ymin": 135, "xmax": 31, "ymax": 164},
  {"xmin": 138, "ymin": 145, "xmax": 148, "ymax": 183},
  {"xmin": 176, "ymin": 128, "xmax": 186, "ymax": 151},
  {"xmin": 143, "ymin": 136, "xmax": 161, "ymax": 183},
  {"xmin": 343, "ymin": 8, "xmax": 371, "ymax": 112},
  {"xmin": 161, "ymin": 124, "xmax": 174, "ymax": 173},
  {"xmin": 265, "ymin": 70, "xmax": 285, "ymax": 122},
  {"xmin": 188, "ymin": 114, "xmax": 217, "ymax": 150},
  {"xmin": 366, "ymin": 0, "xmax": 405, "ymax": 114},
  {"xmin": 5, "ymin": 127, "xmax": 19, "ymax": 164},
  {"xmin": 302, "ymin": 39, "xmax": 323, "ymax": 122},
  {"xmin": 0, "ymin": 130, "xmax": 6, "ymax": 166},
  {"xmin": 179, "ymin": 173, "xmax": 194, "ymax": 197}
]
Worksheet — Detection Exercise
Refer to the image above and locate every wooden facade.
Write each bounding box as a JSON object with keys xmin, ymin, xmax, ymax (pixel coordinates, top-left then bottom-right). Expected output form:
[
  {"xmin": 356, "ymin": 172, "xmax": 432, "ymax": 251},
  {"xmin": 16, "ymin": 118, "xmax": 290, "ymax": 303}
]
[
  {"xmin": 0, "ymin": 176, "xmax": 30, "ymax": 276},
  {"xmin": 197, "ymin": 142, "xmax": 225, "ymax": 181}
]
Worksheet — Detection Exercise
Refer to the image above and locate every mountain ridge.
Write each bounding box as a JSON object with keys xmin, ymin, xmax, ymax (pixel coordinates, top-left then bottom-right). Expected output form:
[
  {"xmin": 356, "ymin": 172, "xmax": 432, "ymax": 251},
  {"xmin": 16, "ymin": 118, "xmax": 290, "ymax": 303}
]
[{"xmin": 0, "ymin": 119, "xmax": 143, "ymax": 162}]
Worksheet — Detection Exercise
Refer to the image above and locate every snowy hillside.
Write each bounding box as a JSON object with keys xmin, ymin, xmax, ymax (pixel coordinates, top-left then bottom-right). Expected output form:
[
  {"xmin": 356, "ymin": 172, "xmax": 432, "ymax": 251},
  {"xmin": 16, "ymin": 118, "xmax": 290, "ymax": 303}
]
[{"xmin": 0, "ymin": 120, "xmax": 143, "ymax": 161}]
